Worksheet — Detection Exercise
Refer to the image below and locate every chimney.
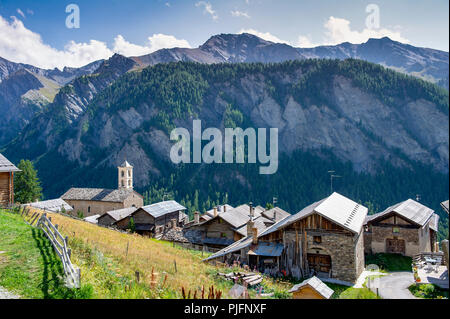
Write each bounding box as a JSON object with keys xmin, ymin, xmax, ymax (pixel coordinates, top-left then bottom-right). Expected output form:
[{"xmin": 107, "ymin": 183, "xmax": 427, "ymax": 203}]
[
  {"xmin": 247, "ymin": 219, "xmax": 254, "ymax": 238},
  {"xmin": 217, "ymin": 205, "xmax": 221, "ymax": 212},
  {"xmin": 249, "ymin": 203, "xmax": 254, "ymax": 218},
  {"xmin": 223, "ymin": 205, "xmax": 227, "ymax": 212},
  {"xmin": 213, "ymin": 207, "xmax": 218, "ymax": 217},
  {"xmin": 194, "ymin": 211, "xmax": 200, "ymax": 224},
  {"xmin": 252, "ymin": 227, "xmax": 258, "ymax": 245}
]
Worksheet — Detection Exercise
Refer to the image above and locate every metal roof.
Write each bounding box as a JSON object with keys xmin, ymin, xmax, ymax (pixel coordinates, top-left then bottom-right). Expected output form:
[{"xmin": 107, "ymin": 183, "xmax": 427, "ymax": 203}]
[
  {"xmin": 140, "ymin": 200, "xmax": 186, "ymax": 218},
  {"xmin": 429, "ymin": 213, "xmax": 440, "ymax": 232},
  {"xmin": 248, "ymin": 242, "xmax": 284, "ymax": 257},
  {"xmin": 234, "ymin": 216, "xmax": 277, "ymax": 237},
  {"xmin": 219, "ymin": 204, "xmax": 263, "ymax": 228},
  {"xmin": 0, "ymin": 153, "xmax": 20, "ymax": 172},
  {"xmin": 203, "ymin": 237, "xmax": 253, "ymax": 261},
  {"xmin": 441, "ymin": 200, "xmax": 449, "ymax": 214},
  {"xmin": 368, "ymin": 199, "xmax": 434, "ymax": 227},
  {"xmin": 259, "ymin": 193, "xmax": 367, "ymax": 236},
  {"xmin": 104, "ymin": 206, "xmax": 137, "ymax": 221},
  {"xmin": 288, "ymin": 276, "xmax": 334, "ymax": 299},
  {"xmin": 24, "ymin": 198, "xmax": 73, "ymax": 213},
  {"xmin": 61, "ymin": 188, "xmax": 141, "ymax": 203},
  {"xmin": 84, "ymin": 215, "xmax": 100, "ymax": 224}
]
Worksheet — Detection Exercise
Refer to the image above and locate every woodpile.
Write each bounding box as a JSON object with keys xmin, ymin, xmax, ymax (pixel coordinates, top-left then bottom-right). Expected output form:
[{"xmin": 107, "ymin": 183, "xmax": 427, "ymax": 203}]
[{"xmin": 217, "ymin": 271, "xmax": 263, "ymax": 287}]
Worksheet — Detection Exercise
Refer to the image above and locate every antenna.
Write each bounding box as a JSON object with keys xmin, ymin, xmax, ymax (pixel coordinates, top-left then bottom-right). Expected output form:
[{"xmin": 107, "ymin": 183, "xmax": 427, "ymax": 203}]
[
  {"xmin": 328, "ymin": 170, "xmax": 342, "ymax": 194},
  {"xmin": 416, "ymin": 194, "xmax": 421, "ymax": 202}
]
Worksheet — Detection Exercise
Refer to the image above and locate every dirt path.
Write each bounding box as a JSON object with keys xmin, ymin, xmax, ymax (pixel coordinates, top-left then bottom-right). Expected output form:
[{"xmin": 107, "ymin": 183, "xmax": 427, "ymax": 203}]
[{"xmin": 0, "ymin": 286, "xmax": 20, "ymax": 299}]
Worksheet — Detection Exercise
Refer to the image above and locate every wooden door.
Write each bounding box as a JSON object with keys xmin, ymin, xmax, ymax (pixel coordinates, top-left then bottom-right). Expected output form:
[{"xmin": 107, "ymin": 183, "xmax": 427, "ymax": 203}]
[
  {"xmin": 386, "ymin": 238, "xmax": 405, "ymax": 254},
  {"xmin": 307, "ymin": 254, "xmax": 331, "ymax": 273}
]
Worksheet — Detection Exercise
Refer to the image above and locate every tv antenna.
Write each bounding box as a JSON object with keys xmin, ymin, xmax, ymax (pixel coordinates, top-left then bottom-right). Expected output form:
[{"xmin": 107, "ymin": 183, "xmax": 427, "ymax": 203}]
[{"xmin": 328, "ymin": 170, "xmax": 342, "ymax": 194}]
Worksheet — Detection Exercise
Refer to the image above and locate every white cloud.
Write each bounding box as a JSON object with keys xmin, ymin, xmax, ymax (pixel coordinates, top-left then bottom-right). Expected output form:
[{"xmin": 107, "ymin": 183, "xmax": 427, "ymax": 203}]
[
  {"xmin": 195, "ymin": 1, "xmax": 218, "ymax": 20},
  {"xmin": 165, "ymin": 2, "xmax": 171, "ymax": 7},
  {"xmin": 16, "ymin": 9, "xmax": 25, "ymax": 19},
  {"xmin": 296, "ymin": 16, "xmax": 410, "ymax": 47},
  {"xmin": 113, "ymin": 33, "xmax": 191, "ymax": 57},
  {"xmin": 0, "ymin": 15, "xmax": 191, "ymax": 70},
  {"xmin": 239, "ymin": 29, "xmax": 290, "ymax": 44},
  {"xmin": 231, "ymin": 10, "xmax": 250, "ymax": 19}
]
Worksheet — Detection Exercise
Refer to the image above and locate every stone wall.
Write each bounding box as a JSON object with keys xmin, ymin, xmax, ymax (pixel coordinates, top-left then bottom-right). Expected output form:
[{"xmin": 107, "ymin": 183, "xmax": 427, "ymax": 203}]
[
  {"xmin": 66, "ymin": 199, "xmax": 124, "ymax": 217},
  {"xmin": 369, "ymin": 224, "xmax": 421, "ymax": 256}
]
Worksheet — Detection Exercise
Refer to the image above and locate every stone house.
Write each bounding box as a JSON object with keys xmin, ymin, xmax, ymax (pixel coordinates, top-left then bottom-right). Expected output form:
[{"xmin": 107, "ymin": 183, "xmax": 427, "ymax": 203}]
[
  {"xmin": 114, "ymin": 200, "xmax": 186, "ymax": 238},
  {"xmin": 61, "ymin": 187, "xmax": 143, "ymax": 217},
  {"xmin": 364, "ymin": 199, "xmax": 439, "ymax": 256},
  {"xmin": 204, "ymin": 192, "xmax": 368, "ymax": 284},
  {"xmin": 61, "ymin": 161, "xmax": 143, "ymax": 217},
  {"xmin": 0, "ymin": 153, "xmax": 20, "ymax": 207},
  {"xmin": 184, "ymin": 204, "xmax": 290, "ymax": 249}
]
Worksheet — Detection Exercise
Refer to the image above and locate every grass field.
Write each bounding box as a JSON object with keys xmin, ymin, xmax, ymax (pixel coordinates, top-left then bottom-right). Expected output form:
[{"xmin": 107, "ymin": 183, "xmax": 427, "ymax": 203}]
[
  {"xmin": 0, "ymin": 211, "xmax": 84, "ymax": 298},
  {"xmin": 1, "ymin": 209, "xmax": 292, "ymax": 299},
  {"xmin": 326, "ymin": 283, "xmax": 380, "ymax": 299}
]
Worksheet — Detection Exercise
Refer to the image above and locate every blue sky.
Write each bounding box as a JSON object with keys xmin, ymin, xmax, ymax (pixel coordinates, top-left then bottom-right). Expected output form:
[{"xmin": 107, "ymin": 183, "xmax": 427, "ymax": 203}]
[{"xmin": 0, "ymin": 0, "xmax": 448, "ymax": 69}]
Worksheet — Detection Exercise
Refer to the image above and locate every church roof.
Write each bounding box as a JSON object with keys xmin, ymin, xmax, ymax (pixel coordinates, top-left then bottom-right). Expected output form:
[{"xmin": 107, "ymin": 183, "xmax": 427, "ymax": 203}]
[
  {"xmin": 120, "ymin": 160, "xmax": 133, "ymax": 168},
  {"xmin": 61, "ymin": 188, "xmax": 141, "ymax": 203}
]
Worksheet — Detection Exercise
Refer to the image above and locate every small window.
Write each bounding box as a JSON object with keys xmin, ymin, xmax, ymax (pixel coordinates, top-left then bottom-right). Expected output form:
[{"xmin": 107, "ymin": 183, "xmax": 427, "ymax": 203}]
[
  {"xmin": 393, "ymin": 227, "xmax": 400, "ymax": 233},
  {"xmin": 88, "ymin": 206, "xmax": 91, "ymax": 213},
  {"xmin": 313, "ymin": 236, "xmax": 322, "ymax": 243},
  {"xmin": 121, "ymin": 171, "xmax": 125, "ymax": 177},
  {"xmin": 128, "ymin": 170, "xmax": 131, "ymax": 177},
  {"xmin": 221, "ymin": 233, "xmax": 227, "ymax": 238},
  {"xmin": 128, "ymin": 180, "xmax": 131, "ymax": 186}
]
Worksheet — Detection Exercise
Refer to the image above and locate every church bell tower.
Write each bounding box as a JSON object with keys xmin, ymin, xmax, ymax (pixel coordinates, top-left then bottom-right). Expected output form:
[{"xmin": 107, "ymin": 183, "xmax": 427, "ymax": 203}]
[{"xmin": 118, "ymin": 160, "xmax": 133, "ymax": 189}]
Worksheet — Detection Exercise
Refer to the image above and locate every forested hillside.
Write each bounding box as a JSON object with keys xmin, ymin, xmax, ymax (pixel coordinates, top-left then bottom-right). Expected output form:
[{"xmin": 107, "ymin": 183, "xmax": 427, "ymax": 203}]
[{"xmin": 3, "ymin": 59, "xmax": 448, "ymax": 240}]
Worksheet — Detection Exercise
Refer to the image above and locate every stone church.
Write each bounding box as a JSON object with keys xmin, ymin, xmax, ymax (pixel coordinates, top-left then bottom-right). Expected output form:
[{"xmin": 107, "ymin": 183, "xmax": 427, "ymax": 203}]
[{"xmin": 61, "ymin": 161, "xmax": 143, "ymax": 217}]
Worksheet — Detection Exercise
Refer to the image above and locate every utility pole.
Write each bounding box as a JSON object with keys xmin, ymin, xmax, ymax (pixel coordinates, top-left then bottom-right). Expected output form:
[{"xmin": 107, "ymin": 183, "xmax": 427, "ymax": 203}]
[{"xmin": 328, "ymin": 170, "xmax": 342, "ymax": 194}]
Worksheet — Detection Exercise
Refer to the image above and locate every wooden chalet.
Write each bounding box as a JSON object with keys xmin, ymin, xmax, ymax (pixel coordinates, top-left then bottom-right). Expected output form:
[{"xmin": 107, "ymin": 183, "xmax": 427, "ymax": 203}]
[
  {"xmin": 114, "ymin": 200, "xmax": 186, "ymax": 237},
  {"xmin": 0, "ymin": 153, "xmax": 20, "ymax": 207},
  {"xmin": 204, "ymin": 192, "xmax": 368, "ymax": 284}
]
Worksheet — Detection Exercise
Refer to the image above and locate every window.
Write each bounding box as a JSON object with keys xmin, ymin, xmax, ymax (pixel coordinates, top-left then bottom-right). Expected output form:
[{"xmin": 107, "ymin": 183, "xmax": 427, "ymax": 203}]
[
  {"xmin": 121, "ymin": 171, "xmax": 124, "ymax": 177},
  {"xmin": 393, "ymin": 227, "xmax": 400, "ymax": 233},
  {"xmin": 221, "ymin": 233, "xmax": 227, "ymax": 238},
  {"xmin": 128, "ymin": 170, "xmax": 131, "ymax": 177},
  {"xmin": 88, "ymin": 206, "xmax": 91, "ymax": 213},
  {"xmin": 313, "ymin": 236, "xmax": 322, "ymax": 244},
  {"xmin": 128, "ymin": 180, "xmax": 131, "ymax": 186}
]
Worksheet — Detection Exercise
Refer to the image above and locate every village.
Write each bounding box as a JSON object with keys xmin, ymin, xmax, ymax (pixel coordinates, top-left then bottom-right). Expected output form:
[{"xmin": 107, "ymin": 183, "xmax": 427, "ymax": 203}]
[{"xmin": 1, "ymin": 152, "xmax": 449, "ymax": 299}]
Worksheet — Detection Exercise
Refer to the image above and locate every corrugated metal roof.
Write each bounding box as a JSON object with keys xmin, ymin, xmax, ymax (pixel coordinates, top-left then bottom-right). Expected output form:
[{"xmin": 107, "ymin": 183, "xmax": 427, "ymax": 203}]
[
  {"xmin": 314, "ymin": 192, "xmax": 367, "ymax": 234},
  {"xmin": 61, "ymin": 188, "xmax": 140, "ymax": 203},
  {"xmin": 248, "ymin": 242, "xmax": 284, "ymax": 257},
  {"xmin": 141, "ymin": 200, "xmax": 186, "ymax": 218},
  {"xmin": 24, "ymin": 198, "xmax": 73, "ymax": 213},
  {"xmin": 105, "ymin": 207, "xmax": 137, "ymax": 221},
  {"xmin": 0, "ymin": 153, "xmax": 20, "ymax": 172},
  {"xmin": 368, "ymin": 199, "xmax": 434, "ymax": 227},
  {"xmin": 288, "ymin": 276, "xmax": 334, "ymax": 299}
]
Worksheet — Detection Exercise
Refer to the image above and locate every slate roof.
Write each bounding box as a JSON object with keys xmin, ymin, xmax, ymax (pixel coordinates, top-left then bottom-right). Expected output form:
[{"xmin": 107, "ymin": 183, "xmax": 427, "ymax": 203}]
[
  {"xmin": 288, "ymin": 276, "xmax": 334, "ymax": 299},
  {"xmin": 103, "ymin": 206, "xmax": 137, "ymax": 221},
  {"xmin": 0, "ymin": 153, "xmax": 20, "ymax": 173},
  {"xmin": 203, "ymin": 237, "xmax": 253, "ymax": 261},
  {"xmin": 367, "ymin": 199, "xmax": 434, "ymax": 227},
  {"xmin": 247, "ymin": 242, "xmax": 284, "ymax": 257},
  {"xmin": 219, "ymin": 204, "xmax": 264, "ymax": 228},
  {"xmin": 234, "ymin": 216, "xmax": 276, "ymax": 237},
  {"xmin": 139, "ymin": 200, "xmax": 186, "ymax": 218},
  {"xmin": 261, "ymin": 207, "xmax": 291, "ymax": 222},
  {"xmin": 61, "ymin": 188, "xmax": 141, "ymax": 203},
  {"xmin": 24, "ymin": 198, "xmax": 73, "ymax": 213}
]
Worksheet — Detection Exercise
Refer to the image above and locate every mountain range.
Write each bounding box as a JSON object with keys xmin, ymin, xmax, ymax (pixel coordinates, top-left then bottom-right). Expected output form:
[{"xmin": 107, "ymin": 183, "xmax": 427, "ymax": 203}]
[{"xmin": 0, "ymin": 34, "xmax": 448, "ymax": 234}]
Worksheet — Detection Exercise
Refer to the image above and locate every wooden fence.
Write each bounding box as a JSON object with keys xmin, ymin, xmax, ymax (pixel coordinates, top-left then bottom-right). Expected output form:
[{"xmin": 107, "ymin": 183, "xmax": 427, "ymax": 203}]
[{"xmin": 19, "ymin": 206, "xmax": 81, "ymax": 288}]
